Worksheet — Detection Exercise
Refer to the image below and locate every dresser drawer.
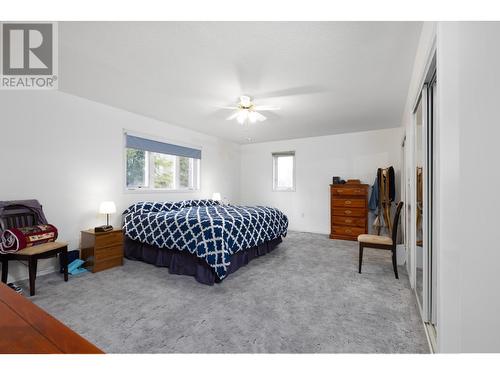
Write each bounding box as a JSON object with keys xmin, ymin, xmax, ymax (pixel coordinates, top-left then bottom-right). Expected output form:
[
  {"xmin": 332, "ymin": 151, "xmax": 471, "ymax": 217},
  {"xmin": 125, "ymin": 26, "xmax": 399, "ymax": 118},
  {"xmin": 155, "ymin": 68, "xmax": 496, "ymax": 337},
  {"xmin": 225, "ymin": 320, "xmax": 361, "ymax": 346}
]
[
  {"xmin": 331, "ymin": 186, "xmax": 367, "ymax": 196},
  {"xmin": 95, "ymin": 245, "xmax": 123, "ymax": 261},
  {"xmin": 333, "ymin": 207, "xmax": 366, "ymax": 217},
  {"xmin": 331, "ymin": 225, "xmax": 365, "ymax": 237},
  {"xmin": 95, "ymin": 231, "xmax": 123, "ymax": 248},
  {"xmin": 332, "ymin": 216, "xmax": 366, "ymax": 227},
  {"xmin": 332, "ymin": 198, "xmax": 366, "ymax": 208}
]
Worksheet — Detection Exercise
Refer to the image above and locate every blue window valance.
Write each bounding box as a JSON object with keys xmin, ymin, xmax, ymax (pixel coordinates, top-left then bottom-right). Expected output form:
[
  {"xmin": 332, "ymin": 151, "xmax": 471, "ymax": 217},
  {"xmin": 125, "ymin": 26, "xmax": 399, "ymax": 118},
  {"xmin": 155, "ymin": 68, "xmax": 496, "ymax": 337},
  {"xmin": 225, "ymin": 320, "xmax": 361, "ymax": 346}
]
[{"xmin": 125, "ymin": 134, "xmax": 201, "ymax": 159}]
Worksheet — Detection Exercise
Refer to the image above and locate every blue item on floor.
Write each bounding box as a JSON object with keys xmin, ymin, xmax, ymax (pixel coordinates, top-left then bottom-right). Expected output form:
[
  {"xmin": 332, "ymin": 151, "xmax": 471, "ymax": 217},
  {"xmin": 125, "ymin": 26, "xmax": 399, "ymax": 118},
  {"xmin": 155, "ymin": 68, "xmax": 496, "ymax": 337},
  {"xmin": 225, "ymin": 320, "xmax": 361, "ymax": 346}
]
[
  {"xmin": 70, "ymin": 267, "xmax": 88, "ymax": 276},
  {"xmin": 68, "ymin": 258, "xmax": 84, "ymax": 273},
  {"xmin": 67, "ymin": 258, "xmax": 88, "ymax": 275}
]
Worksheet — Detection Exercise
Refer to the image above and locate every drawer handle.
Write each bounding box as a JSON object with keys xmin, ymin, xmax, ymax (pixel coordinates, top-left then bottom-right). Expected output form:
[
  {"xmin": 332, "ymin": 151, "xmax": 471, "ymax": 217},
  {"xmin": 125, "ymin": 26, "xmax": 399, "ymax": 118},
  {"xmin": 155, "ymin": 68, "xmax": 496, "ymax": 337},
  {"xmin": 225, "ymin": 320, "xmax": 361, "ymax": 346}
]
[
  {"xmin": 345, "ymin": 200, "xmax": 352, "ymax": 205},
  {"xmin": 337, "ymin": 189, "xmax": 344, "ymax": 193},
  {"xmin": 354, "ymin": 189, "xmax": 361, "ymax": 193},
  {"xmin": 345, "ymin": 229, "xmax": 352, "ymax": 233},
  {"xmin": 345, "ymin": 219, "xmax": 352, "ymax": 223},
  {"xmin": 345, "ymin": 210, "xmax": 352, "ymax": 214}
]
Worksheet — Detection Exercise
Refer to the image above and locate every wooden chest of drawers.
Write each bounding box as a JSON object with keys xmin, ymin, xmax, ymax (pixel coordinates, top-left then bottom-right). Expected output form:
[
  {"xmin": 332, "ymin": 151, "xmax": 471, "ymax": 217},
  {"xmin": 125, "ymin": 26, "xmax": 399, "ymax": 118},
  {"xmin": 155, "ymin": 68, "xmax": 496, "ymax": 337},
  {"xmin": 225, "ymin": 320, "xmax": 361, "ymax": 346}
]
[
  {"xmin": 330, "ymin": 183, "xmax": 369, "ymax": 241},
  {"xmin": 80, "ymin": 228, "xmax": 124, "ymax": 273}
]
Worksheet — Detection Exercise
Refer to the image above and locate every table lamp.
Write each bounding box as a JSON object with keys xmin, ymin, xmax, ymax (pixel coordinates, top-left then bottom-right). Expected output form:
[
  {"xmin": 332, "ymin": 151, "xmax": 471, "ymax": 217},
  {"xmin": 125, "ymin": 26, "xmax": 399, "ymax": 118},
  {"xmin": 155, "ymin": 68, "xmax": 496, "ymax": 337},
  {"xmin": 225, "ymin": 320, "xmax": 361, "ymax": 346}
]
[{"xmin": 96, "ymin": 201, "xmax": 116, "ymax": 232}]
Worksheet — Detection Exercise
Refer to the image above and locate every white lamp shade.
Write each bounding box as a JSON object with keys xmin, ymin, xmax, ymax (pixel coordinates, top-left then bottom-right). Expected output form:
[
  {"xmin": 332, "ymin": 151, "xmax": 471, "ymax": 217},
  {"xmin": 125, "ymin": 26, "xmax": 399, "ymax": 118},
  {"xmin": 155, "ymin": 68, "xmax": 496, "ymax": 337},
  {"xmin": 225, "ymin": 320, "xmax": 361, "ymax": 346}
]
[
  {"xmin": 212, "ymin": 193, "xmax": 222, "ymax": 201},
  {"xmin": 99, "ymin": 201, "xmax": 116, "ymax": 214}
]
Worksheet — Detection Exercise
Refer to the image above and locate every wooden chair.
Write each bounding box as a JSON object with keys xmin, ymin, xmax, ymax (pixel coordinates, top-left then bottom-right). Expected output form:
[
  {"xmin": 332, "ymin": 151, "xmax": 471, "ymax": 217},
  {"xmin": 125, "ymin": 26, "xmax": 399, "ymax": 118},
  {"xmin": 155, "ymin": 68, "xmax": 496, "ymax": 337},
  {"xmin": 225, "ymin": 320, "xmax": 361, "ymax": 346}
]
[
  {"xmin": 357, "ymin": 201, "xmax": 403, "ymax": 279},
  {"xmin": 0, "ymin": 205, "xmax": 68, "ymax": 296}
]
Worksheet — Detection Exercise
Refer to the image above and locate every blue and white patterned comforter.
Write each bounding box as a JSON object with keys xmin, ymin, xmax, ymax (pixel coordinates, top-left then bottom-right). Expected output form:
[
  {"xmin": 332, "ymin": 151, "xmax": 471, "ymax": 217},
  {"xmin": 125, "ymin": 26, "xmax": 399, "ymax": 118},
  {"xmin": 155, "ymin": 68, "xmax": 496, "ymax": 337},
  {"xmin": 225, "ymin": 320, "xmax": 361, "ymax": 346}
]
[{"xmin": 123, "ymin": 200, "xmax": 288, "ymax": 280}]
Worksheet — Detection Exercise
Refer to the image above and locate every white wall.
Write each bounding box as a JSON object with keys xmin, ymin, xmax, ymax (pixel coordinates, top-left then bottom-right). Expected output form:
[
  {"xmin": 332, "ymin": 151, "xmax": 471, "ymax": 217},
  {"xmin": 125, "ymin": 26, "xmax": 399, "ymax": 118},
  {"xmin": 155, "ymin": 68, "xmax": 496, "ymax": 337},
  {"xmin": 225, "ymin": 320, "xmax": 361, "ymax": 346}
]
[
  {"xmin": 0, "ymin": 90, "xmax": 240, "ymax": 282},
  {"xmin": 240, "ymin": 128, "xmax": 402, "ymax": 235},
  {"xmin": 436, "ymin": 22, "xmax": 500, "ymax": 353}
]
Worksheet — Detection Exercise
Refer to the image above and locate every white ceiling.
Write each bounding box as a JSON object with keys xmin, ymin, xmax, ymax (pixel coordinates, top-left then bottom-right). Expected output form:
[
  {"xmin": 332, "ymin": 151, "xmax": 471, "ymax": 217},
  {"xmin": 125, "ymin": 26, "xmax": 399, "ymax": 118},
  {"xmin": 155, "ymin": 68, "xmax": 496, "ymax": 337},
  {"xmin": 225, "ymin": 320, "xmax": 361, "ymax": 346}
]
[{"xmin": 59, "ymin": 22, "xmax": 422, "ymax": 144}]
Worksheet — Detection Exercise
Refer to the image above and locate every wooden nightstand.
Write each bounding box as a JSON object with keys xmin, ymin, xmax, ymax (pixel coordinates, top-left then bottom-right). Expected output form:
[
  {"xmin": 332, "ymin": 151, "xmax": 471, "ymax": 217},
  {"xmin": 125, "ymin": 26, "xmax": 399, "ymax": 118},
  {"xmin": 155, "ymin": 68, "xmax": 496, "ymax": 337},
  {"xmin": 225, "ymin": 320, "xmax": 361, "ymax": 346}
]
[{"xmin": 80, "ymin": 228, "xmax": 124, "ymax": 273}]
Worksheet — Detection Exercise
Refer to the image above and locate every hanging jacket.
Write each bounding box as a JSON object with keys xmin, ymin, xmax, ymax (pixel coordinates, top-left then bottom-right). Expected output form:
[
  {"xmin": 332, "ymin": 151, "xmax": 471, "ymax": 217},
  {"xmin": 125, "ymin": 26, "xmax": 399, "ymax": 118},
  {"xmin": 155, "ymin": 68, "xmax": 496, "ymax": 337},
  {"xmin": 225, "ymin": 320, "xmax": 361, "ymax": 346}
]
[
  {"xmin": 368, "ymin": 176, "xmax": 379, "ymax": 211},
  {"xmin": 369, "ymin": 166, "xmax": 395, "ymax": 210},
  {"xmin": 388, "ymin": 166, "xmax": 395, "ymax": 201}
]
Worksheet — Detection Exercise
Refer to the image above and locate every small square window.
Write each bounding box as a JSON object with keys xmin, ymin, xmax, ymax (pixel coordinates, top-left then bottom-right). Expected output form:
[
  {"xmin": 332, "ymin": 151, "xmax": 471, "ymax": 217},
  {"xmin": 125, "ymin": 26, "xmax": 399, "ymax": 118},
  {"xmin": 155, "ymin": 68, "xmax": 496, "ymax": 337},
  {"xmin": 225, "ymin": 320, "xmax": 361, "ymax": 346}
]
[{"xmin": 272, "ymin": 151, "xmax": 295, "ymax": 191}]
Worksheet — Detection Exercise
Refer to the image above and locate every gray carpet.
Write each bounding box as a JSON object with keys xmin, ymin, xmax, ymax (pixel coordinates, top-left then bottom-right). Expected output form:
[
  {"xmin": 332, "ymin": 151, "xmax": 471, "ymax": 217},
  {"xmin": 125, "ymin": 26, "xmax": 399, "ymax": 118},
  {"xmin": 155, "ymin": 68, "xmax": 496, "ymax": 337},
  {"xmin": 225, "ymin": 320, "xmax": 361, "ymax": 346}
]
[{"xmin": 22, "ymin": 231, "xmax": 428, "ymax": 353}]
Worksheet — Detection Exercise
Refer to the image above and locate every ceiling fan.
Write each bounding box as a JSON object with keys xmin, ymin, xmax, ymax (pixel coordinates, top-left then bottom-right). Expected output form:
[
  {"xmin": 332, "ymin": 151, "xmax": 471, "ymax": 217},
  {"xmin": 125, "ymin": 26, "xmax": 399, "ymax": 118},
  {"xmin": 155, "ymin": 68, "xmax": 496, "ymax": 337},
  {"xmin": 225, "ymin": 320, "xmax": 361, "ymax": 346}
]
[{"xmin": 221, "ymin": 95, "xmax": 280, "ymax": 124}]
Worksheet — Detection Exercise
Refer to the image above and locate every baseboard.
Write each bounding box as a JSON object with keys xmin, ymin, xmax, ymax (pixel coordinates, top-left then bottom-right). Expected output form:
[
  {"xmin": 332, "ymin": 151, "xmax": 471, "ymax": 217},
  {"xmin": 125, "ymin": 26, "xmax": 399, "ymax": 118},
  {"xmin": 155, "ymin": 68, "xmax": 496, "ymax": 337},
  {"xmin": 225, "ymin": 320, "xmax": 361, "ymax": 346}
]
[
  {"xmin": 1, "ymin": 258, "xmax": 59, "ymax": 283},
  {"xmin": 423, "ymin": 322, "xmax": 437, "ymax": 353},
  {"xmin": 414, "ymin": 289, "xmax": 436, "ymax": 354},
  {"xmin": 288, "ymin": 229, "xmax": 329, "ymax": 236}
]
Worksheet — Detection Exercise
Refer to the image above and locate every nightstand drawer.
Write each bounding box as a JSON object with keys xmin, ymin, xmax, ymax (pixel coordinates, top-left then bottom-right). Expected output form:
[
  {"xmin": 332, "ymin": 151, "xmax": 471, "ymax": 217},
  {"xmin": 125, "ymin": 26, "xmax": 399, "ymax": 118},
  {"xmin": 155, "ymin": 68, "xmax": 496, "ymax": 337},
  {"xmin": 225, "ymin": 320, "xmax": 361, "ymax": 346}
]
[
  {"xmin": 93, "ymin": 256, "xmax": 123, "ymax": 273},
  {"xmin": 95, "ymin": 245, "xmax": 123, "ymax": 261},
  {"xmin": 95, "ymin": 231, "xmax": 123, "ymax": 248}
]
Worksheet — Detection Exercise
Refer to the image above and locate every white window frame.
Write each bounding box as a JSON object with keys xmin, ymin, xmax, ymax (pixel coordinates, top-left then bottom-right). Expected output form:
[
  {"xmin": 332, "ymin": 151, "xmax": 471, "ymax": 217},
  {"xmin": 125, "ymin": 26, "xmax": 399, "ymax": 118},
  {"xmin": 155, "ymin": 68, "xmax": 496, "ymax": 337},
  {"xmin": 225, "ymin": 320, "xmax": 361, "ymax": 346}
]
[
  {"xmin": 272, "ymin": 151, "xmax": 296, "ymax": 192},
  {"xmin": 123, "ymin": 131, "xmax": 201, "ymax": 193}
]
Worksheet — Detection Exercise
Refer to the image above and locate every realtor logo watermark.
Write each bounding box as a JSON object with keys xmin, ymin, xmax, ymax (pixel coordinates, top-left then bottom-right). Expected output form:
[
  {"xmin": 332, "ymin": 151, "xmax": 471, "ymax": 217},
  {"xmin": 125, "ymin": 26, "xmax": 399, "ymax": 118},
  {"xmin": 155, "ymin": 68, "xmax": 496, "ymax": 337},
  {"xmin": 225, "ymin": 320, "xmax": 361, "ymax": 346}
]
[{"xmin": 0, "ymin": 22, "xmax": 58, "ymax": 89}]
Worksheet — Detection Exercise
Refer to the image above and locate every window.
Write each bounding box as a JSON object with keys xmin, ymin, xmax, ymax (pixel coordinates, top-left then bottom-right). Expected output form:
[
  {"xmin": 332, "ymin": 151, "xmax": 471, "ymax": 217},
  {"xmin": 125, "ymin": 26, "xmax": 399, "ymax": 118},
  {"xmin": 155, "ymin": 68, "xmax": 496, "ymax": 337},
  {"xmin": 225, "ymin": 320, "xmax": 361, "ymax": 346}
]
[
  {"xmin": 125, "ymin": 133, "xmax": 200, "ymax": 191},
  {"xmin": 272, "ymin": 151, "xmax": 295, "ymax": 191}
]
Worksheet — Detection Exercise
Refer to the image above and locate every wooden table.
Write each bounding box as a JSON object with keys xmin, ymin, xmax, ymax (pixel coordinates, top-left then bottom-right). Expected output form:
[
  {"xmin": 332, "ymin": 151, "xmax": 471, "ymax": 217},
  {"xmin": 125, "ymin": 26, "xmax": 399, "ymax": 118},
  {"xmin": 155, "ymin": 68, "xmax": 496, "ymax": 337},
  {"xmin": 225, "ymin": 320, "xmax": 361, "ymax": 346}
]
[{"xmin": 0, "ymin": 283, "xmax": 103, "ymax": 354}]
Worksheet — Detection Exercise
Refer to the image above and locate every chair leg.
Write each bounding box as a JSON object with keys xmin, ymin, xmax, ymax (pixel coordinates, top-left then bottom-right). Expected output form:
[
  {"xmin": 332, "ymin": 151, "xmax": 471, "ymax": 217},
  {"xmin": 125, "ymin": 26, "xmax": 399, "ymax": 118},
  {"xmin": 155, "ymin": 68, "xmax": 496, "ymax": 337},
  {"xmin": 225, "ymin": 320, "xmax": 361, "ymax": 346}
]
[
  {"xmin": 358, "ymin": 243, "xmax": 364, "ymax": 273},
  {"xmin": 61, "ymin": 248, "xmax": 69, "ymax": 282},
  {"xmin": 1, "ymin": 259, "xmax": 8, "ymax": 283},
  {"xmin": 28, "ymin": 258, "xmax": 38, "ymax": 296},
  {"xmin": 392, "ymin": 249, "xmax": 399, "ymax": 279}
]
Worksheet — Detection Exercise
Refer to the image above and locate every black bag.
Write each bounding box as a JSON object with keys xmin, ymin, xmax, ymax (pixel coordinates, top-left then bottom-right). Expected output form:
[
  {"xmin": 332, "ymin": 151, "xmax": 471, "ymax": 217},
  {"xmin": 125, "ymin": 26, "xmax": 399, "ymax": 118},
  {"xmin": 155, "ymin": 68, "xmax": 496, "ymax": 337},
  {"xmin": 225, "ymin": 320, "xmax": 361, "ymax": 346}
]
[{"xmin": 59, "ymin": 250, "xmax": 80, "ymax": 273}]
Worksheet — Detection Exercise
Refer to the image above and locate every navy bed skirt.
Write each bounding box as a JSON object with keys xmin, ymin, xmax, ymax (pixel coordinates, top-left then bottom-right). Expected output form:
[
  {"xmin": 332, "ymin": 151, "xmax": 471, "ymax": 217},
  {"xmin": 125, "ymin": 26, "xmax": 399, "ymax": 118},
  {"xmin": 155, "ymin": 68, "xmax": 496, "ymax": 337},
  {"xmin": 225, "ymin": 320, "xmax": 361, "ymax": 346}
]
[{"xmin": 124, "ymin": 236, "xmax": 283, "ymax": 285}]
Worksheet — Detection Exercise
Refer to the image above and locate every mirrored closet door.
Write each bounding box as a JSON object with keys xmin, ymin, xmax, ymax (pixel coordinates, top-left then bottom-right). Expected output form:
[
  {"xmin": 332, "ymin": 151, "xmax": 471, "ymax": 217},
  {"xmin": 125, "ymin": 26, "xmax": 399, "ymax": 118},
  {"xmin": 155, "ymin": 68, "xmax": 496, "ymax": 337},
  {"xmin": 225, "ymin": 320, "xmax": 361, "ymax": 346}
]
[{"xmin": 414, "ymin": 92, "xmax": 424, "ymax": 308}]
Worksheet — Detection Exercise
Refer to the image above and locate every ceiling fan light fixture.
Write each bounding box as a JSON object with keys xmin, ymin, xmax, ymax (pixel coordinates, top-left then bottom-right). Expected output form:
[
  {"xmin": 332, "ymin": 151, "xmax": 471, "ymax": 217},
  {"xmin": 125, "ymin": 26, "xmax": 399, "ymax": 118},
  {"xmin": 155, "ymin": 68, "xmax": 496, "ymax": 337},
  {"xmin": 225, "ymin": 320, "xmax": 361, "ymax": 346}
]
[
  {"xmin": 222, "ymin": 94, "xmax": 277, "ymax": 124},
  {"xmin": 226, "ymin": 111, "xmax": 239, "ymax": 121},
  {"xmin": 239, "ymin": 95, "xmax": 252, "ymax": 108},
  {"xmin": 236, "ymin": 110, "xmax": 247, "ymax": 124},
  {"xmin": 248, "ymin": 111, "xmax": 258, "ymax": 123}
]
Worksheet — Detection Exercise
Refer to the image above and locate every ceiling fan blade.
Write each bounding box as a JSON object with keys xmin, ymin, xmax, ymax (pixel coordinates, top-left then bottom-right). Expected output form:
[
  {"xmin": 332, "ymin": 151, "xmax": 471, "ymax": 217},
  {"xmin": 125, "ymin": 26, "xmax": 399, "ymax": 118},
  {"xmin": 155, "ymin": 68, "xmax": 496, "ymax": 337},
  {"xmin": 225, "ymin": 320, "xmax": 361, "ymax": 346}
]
[
  {"xmin": 226, "ymin": 111, "xmax": 240, "ymax": 121},
  {"xmin": 259, "ymin": 110, "xmax": 280, "ymax": 120},
  {"xmin": 255, "ymin": 85, "xmax": 326, "ymax": 99},
  {"xmin": 216, "ymin": 105, "xmax": 239, "ymax": 110},
  {"xmin": 255, "ymin": 112, "xmax": 267, "ymax": 122},
  {"xmin": 253, "ymin": 105, "xmax": 280, "ymax": 111},
  {"xmin": 208, "ymin": 107, "xmax": 230, "ymax": 119}
]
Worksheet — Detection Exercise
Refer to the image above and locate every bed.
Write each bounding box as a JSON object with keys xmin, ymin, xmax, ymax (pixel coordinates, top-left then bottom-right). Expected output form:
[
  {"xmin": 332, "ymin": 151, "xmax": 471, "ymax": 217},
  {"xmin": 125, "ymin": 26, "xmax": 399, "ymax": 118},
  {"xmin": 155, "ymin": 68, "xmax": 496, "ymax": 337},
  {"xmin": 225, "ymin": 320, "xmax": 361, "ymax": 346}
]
[{"xmin": 122, "ymin": 199, "xmax": 288, "ymax": 285}]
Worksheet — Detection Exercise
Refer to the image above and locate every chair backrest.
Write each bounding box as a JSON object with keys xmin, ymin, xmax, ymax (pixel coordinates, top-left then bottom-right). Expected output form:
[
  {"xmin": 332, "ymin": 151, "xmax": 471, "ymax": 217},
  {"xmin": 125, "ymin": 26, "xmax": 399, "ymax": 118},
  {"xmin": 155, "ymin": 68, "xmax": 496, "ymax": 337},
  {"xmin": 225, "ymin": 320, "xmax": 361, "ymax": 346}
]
[
  {"xmin": 0, "ymin": 205, "xmax": 39, "ymax": 231},
  {"xmin": 391, "ymin": 202, "xmax": 404, "ymax": 246}
]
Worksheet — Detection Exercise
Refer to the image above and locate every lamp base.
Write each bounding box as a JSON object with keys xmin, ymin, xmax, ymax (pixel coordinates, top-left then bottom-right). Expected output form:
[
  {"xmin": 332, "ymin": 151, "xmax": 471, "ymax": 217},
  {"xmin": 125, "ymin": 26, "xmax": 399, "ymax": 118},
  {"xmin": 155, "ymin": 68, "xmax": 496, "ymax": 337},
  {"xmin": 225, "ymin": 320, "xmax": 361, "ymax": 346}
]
[{"xmin": 94, "ymin": 225, "xmax": 113, "ymax": 233}]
